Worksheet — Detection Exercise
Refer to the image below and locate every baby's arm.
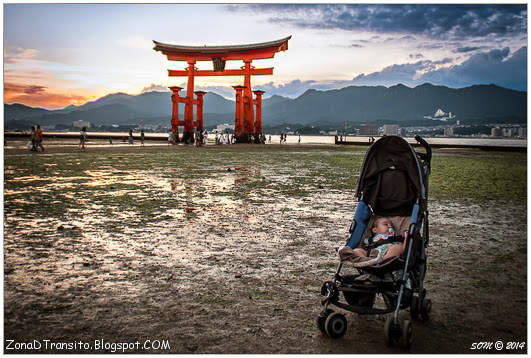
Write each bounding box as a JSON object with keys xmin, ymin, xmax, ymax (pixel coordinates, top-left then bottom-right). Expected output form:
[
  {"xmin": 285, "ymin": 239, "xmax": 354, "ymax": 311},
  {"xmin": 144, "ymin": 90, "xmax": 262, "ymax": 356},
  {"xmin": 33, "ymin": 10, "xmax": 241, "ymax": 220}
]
[{"xmin": 402, "ymin": 231, "xmax": 408, "ymax": 251}]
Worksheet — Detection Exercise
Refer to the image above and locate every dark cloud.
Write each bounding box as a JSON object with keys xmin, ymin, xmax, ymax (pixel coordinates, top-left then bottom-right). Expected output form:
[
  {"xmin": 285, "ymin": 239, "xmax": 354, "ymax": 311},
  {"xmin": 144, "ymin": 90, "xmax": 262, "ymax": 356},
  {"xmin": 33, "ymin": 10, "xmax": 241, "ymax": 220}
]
[
  {"xmin": 421, "ymin": 47, "xmax": 526, "ymax": 90},
  {"xmin": 350, "ymin": 44, "xmax": 363, "ymax": 48},
  {"xmin": 352, "ymin": 61, "xmax": 430, "ymax": 87},
  {"xmin": 417, "ymin": 43, "xmax": 444, "ymax": 50},
  {"xmin": 230, "ymin": 4, "xmax": 526, "ymax": 40},
  {"xmin": 433, "ymin": 58, "xmax": 453, "ymax": 65},
  {"xmin": 352, "ymin": 47, "xmax": 527, "ymax": 91},
  {"xmin": 254, "ymin": 79, "xmax": 352, "ymax": 98},
  {"xmin": 5, "ymin": 83, "xmax": 47, "ymax": 95},
  {"xmin": 409, "ymin": 53, "xmax": 424, "ymax": 59},
  {"xmin": 453, "ymin": 46, "xmax": 488, "ymax": 53}
]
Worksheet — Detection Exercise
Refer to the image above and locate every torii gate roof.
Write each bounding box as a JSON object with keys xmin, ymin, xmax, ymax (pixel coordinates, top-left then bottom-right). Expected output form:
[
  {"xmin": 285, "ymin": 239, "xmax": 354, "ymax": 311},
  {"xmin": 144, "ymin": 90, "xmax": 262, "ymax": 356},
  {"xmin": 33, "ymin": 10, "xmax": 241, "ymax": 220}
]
[{"xmin": 153, "ymin": 36, "xmax": 291, "ymax": 61}]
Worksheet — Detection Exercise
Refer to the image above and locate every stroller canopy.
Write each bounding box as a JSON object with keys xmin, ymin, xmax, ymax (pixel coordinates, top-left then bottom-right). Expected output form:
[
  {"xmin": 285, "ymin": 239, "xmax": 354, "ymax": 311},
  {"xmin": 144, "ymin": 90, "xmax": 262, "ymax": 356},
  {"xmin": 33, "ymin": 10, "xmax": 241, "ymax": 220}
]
[{"xmin": 356, "ymin": 136, "xmax": 425, "ymax": 217}]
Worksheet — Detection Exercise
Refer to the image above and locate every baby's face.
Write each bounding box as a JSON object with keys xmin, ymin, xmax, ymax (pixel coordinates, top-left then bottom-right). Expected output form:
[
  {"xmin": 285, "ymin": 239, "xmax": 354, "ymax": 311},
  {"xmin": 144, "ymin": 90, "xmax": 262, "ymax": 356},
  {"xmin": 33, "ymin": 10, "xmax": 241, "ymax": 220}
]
[{"xmin": 373, "ymin": 218, "xmax": 394, "ymax": 235}]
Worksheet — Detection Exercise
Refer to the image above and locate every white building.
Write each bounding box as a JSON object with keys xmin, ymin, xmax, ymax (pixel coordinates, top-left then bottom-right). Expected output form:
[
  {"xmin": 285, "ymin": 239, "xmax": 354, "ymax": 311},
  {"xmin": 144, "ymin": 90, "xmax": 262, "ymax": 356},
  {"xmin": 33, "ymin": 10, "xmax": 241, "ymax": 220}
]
[
  {"xmin": 517, "ymin": 127, "xmax": 527, "ymax": 139},
  {"xmin": 73, "ymin": 120, "xmax": 91, "ymax": 128},
  {"xmin": 383, "ymin": 124, "xmax": 400, "ymax": 136},
  {"xmin": 444, "ymin": 127, "xmax": 454, "ymax": 137}
]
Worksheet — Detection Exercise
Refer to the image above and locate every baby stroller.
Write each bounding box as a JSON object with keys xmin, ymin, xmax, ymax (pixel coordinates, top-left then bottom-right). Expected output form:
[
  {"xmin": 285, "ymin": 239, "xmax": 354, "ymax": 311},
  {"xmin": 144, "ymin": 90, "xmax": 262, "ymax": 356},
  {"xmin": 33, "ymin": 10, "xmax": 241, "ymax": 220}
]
[{"xmin": 317, "ymin": 135, "xmax": 432, "ymax": 348}]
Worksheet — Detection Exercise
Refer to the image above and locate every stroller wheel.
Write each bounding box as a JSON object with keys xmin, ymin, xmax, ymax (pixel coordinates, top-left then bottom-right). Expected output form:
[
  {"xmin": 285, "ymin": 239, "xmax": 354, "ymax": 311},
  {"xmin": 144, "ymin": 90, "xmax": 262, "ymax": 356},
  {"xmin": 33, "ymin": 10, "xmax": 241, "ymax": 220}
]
[
  {"xmin": 420, "ymin": 298, "xmax": 432, "ymax": 321},
  {"xmin": 400, "ymin": 320, "xmax": 413, "ymax": 349},
  {"xmin": 384, "ymin": 316, "xmax": 400, "ymax": 347},
  {"xmin": 324, "ymin": 312, "xmax": 347, "ymax": 339},
  {"xmin": 410, "ymin": 296, "xmax": 420, "ymax": 320},
  {"xmin": 316, "ymin": 309, "xmax": 333, "ymax": 334}
]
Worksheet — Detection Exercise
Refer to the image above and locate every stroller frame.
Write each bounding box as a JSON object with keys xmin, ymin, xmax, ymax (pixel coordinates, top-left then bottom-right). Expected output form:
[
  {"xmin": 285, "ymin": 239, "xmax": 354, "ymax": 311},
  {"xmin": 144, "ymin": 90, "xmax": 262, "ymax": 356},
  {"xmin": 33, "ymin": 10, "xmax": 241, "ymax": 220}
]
[{"xmin": 318, "ymin": 135, "xmax": 433, "ymax": 348}]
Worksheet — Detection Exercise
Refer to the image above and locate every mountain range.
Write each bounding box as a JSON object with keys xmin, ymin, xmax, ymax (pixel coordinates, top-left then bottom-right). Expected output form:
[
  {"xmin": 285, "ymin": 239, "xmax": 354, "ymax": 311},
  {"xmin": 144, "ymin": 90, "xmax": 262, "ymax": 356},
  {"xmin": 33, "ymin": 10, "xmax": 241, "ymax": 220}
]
[{"xmin": 5, "ymin": 83, "xmax": 526, "ymax": 130}]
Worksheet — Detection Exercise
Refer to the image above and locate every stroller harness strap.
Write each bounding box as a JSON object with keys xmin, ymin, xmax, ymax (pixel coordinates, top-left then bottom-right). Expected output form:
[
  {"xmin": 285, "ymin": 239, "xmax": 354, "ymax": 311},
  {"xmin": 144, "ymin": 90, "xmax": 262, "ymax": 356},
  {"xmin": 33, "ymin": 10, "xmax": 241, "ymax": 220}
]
[{"xmin": 368, "ymin": 235, "xmax": 405, "ymax": 250}]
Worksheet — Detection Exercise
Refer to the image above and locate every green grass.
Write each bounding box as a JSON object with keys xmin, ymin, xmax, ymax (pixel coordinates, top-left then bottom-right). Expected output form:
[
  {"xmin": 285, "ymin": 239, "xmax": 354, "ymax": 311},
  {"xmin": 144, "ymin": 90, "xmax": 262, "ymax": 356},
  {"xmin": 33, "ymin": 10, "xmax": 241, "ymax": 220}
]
[{"xmin": 4, "ymin": 145, "xmax": 526, "ymax": 228}]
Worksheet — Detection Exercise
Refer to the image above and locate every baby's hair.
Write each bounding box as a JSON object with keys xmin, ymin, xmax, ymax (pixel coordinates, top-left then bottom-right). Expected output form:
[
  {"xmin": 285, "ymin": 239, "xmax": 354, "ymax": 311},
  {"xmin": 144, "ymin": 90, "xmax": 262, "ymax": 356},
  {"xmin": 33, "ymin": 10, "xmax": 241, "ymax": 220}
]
[{"xmin": 371, "ymin": 216, "xmax": 386, "ymax": 229}]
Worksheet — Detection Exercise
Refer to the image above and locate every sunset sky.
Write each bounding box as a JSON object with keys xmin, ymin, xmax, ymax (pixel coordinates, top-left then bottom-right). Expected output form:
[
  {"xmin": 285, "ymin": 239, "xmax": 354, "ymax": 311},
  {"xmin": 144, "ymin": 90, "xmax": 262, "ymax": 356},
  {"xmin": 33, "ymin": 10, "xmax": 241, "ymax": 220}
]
[{"xmin": 4, "ymin": 3, "xmax": 527, "ymax": 109}]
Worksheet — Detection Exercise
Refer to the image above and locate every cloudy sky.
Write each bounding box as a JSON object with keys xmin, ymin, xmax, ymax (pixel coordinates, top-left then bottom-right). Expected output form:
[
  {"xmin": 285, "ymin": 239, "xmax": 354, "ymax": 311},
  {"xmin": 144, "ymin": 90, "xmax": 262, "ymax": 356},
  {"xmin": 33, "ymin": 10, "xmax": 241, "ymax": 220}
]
[{"xmin": 4, "ymin": 3, "xmax": 527, "ymax": 109}]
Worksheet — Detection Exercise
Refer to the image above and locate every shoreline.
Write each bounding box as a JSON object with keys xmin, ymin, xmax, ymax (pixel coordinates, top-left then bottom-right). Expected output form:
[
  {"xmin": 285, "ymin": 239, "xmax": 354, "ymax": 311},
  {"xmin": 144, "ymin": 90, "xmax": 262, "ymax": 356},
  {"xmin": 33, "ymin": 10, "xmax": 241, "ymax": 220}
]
[{"xmin": 4, "ymin": 131, "xmax": 527, "ymax": 152}]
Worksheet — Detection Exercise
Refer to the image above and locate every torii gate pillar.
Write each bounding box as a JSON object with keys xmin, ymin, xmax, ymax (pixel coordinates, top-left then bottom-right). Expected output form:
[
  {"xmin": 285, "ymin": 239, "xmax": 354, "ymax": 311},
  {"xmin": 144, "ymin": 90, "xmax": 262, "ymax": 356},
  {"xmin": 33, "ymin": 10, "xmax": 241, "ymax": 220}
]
[
  {"xmin": 194, "ymin": 91, "xmax": 206, "ymax": 132},
  {"xmin": 253, "ymin": 90, "xmax": 265, "ymax": 143},
  {"xmin": 182, "ymin": 60, "xmax": 197, "ymax": 144},
  {"xmin": 169, "ymin": 86, "xmax": 183, "ymax": 143},
  {"xmin": 232, "ymin": 85, "xmax": 246, "ymax": 139}
]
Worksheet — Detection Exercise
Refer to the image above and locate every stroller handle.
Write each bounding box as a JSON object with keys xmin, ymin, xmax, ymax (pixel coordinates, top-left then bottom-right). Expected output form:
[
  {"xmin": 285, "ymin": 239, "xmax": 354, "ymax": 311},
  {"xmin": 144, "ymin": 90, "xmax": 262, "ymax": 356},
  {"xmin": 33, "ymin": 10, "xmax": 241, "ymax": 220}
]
[{"xmin": 414, "ymin": 135, "xmax": 432, "ymax": 163}]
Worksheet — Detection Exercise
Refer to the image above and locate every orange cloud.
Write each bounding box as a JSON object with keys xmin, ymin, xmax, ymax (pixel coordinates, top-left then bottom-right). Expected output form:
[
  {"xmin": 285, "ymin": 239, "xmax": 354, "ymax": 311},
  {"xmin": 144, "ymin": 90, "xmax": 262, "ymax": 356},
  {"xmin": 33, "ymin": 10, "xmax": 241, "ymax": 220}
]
[{"xmin": 4, "ymin": 82, "xmax": 90, "ymax": 109}]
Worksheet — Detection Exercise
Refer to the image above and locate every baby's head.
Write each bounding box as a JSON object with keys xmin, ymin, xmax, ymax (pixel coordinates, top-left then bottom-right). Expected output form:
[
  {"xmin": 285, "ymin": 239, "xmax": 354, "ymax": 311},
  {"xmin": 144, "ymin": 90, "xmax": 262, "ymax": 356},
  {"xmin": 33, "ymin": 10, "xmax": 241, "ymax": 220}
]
[{"xmin": 371, "ymin": 217, "xmax": 394, "ymax": 236}]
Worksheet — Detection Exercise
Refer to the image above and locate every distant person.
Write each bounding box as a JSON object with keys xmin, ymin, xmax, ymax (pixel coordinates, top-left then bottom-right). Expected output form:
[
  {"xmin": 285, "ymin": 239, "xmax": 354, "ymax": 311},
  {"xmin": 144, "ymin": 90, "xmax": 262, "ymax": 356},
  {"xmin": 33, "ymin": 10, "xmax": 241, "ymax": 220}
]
[
  {"xmin": 109, "ymin": 137, "xmax": 113, "ymax": 145},
  {"xmin": 128, "ymin": 129, "xmax": 134, "ymax": 145},
  {"xmin": 340, "ymin": 135, "xmax": 343, "ymax": 142},
  {"xmin": 80, "ymin": 126, "xmax": 87, "ymax": 151},
  {"xmin": 30, "ymin": 126, "xmax": 37, "ymax": 152},
  {"xmin": 284, "ymin": 133, "xmax": 288, "ymax": 144},
  {"xmin": 204, "ymin": 131, "xmax": 208, "ymax": 145},
  {"xmin": 269, "ymin": 135, "xmax": 272, "ymax": 143},
  {"xmin": 140, "ymin": 129, "xmax": 145, "ymax": 146},
  {"xmin": 298, "ymin": 134, "xmax": 301, "ymax": 144},
  {"xmin": 280, "ymin": 133, "xmax": 283, "ymax": 144},
  {"xmin": 35, "ymin": 125, "xmax": 44, "ymax": 152},
  {"xmin": 335, "ymin": 135, "xmax": 338, "ymax": 144}
]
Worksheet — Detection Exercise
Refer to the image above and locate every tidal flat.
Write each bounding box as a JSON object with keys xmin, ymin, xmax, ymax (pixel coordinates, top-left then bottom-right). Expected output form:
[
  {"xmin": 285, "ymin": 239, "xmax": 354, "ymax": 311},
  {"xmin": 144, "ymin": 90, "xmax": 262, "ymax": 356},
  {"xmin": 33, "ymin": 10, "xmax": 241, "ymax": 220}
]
[{"xmin": 3, "ymin": 143, "xmax": 527, "ymax": 353}]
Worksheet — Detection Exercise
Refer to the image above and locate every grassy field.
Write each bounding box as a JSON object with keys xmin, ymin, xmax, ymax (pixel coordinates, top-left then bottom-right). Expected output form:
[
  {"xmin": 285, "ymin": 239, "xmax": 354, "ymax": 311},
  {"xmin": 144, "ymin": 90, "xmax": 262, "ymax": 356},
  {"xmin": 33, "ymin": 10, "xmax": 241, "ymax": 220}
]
[{"xmin": 3, "ymin": 143, "xmax": 527, "ymax": 353}]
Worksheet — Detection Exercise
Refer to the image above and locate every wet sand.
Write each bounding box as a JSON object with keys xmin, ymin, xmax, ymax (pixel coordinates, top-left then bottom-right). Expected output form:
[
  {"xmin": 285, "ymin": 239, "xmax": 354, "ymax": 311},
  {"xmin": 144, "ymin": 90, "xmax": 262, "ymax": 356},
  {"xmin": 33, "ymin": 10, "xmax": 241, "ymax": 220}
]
[{"xmin": 3, "ymin": 143, "xmax": 527, "ymax": 353}]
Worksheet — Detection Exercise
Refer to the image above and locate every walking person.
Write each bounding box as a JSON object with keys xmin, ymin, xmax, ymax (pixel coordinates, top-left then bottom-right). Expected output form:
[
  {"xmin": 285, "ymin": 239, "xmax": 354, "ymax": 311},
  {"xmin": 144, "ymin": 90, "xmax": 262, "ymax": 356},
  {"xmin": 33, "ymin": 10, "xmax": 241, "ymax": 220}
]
[
  {"xmin": 79, "ymin": 126, "xmax": 87, "ymax": 151},
  {"xmin": 35, "ymin": 125, "xmax": 44, "ymax": 152},
  {"xmin": 268, "ymin": 135, "xmax": 272, "ymax": 143},
  {"xmin": 30, "ymin": 126, "xmax": 37, "ymax": 152},
  {"xmin": 140, "ymin": 129, "xmax": 145, "ymax": 147},
  {"xmin": 298, "ymin": 134, "xmax": 301, "ymax": 145},
  {"xmin": 128, "ymin": 129, "xmax": 134, "ymax": 145}
]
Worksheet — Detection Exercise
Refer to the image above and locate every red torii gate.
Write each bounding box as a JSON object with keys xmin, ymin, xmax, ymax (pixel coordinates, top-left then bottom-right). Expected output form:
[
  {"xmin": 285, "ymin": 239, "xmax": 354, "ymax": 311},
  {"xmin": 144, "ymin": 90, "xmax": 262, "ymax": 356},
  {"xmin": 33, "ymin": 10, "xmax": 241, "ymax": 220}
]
[{"xmin": 153, "ymin": 36, "xmax": 291, "ymax": 143}]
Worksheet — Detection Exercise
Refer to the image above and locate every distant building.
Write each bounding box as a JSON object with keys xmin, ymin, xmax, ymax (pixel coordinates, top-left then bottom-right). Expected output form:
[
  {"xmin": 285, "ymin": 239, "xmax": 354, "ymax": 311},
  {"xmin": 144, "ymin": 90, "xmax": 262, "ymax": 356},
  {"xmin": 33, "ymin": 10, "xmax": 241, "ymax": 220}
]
[
  {"xmin": 215, "ymin": 123, "xmax": 234, "ymax": 133},
  {"xmin": 383, "ymin": 124, "xmax": 400, "ymax": 136},
  {"xmin": 328, "ymin": 130, "xmax": 338, "ymax": 135},
  {"xmin": 73, "ymin": 120, "xmax": 91, "ymax": 129},
  {"xmin": 491, "ymin": 127, "xmax": 502, "ymax": 138},
  {"xmin": 444, "ymin": 127, "xmax": 454, "ymax": 137},
  {"xmin": 517, "ymin": 127, "xmax": 527, "ymax": 139},
  {"xmin": 359, "ymin": 123, "xmax": 379, "ymax": 136},
  {"xmin": 502, "ymin": 127, "xmax": 515, "ymax": 138}
]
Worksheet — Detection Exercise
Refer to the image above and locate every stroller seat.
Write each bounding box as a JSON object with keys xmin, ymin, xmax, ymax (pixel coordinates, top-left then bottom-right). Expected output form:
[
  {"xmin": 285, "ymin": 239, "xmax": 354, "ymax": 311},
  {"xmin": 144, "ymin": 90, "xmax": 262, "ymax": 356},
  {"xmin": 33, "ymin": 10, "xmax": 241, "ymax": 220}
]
[{"xmin": 339, "ymin": 215, "xmax": 411, "ymax": 272}]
